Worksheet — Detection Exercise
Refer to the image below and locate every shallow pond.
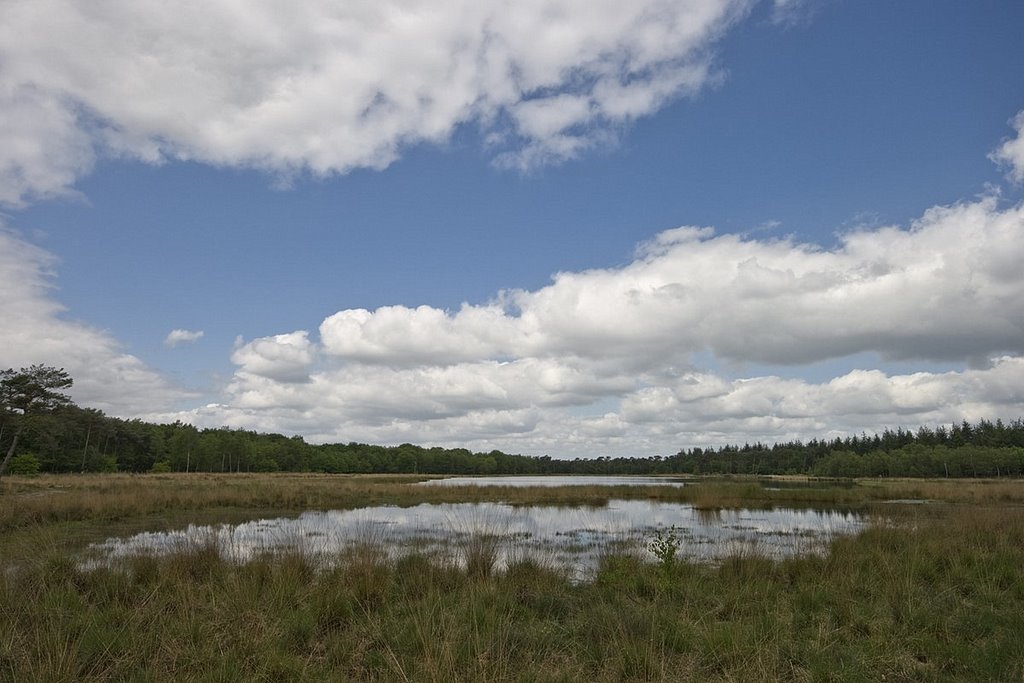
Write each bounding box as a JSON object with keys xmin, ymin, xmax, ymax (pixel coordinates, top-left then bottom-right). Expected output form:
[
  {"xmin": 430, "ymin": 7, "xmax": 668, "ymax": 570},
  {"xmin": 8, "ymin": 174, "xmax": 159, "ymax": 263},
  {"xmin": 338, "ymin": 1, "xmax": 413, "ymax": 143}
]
[{"xmin": 85, "ymin": 500, "xmax": 866, "ymax": 579}]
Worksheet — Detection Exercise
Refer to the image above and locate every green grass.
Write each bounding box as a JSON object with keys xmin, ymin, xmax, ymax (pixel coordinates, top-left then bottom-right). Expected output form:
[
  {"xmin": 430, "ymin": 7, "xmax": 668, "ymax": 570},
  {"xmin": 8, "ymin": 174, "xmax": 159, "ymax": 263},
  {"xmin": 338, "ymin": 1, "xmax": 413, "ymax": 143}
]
[{"xmin": 1, "ymin": 474, "xmax": 1023, "ymax": 680}]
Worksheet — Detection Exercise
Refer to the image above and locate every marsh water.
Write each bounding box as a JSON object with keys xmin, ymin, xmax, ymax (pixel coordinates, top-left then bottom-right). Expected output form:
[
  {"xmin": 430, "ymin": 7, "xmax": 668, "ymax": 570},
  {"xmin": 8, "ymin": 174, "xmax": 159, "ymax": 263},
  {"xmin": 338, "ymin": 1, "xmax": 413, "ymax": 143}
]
[
  {"xmin": 419, "ymin": 475, "xmax": 855, "ymax": 490},
  {"xmin": 418, "ymin": 475, "xmax": 689, "ymax": 487},
  {"xmin": 85, "ymin": 499, "xmax": 865, "ymax": 579}
]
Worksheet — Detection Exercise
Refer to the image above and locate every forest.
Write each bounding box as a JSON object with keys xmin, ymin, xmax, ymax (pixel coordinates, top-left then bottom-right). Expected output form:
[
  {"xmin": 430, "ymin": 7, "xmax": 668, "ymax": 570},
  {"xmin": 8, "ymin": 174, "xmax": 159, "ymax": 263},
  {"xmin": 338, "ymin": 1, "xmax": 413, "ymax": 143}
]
[{"xmin": 3, "ymin": 365, "xmax": 1024, "ymax": 478}]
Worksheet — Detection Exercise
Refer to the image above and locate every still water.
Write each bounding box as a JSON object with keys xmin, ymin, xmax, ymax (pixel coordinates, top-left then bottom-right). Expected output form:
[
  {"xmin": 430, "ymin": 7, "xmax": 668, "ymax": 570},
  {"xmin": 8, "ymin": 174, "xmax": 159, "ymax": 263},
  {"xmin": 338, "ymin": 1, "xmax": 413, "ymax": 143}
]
[
  {"xmin": 418, "ymin": 475, "xmax": 689, "ymax": 487},
  {"xmin": 85, "ymin": 500, "xmax": 865, "ymax": 578}
]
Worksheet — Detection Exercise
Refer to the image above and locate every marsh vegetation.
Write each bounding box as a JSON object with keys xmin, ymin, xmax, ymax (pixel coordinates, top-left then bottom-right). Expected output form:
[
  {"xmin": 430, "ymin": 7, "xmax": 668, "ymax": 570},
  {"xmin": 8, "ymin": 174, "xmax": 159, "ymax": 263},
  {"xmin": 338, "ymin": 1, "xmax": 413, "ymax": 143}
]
[{"xmin": 2, "ymin": 473, "xmax": 1023, "ymax": 680}]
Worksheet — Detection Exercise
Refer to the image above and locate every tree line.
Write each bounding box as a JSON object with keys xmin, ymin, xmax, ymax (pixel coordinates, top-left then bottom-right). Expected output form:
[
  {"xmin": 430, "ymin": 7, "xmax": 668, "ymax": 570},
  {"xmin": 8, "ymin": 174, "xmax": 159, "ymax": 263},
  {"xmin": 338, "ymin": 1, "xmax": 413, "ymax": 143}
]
[
  {"xmin": 671, "ymin": 422, "xmax": 1024, "ymax": 478},
  {"xmin": 3, "ymin": 365, "xmax": 1024, "ymax": 478}
]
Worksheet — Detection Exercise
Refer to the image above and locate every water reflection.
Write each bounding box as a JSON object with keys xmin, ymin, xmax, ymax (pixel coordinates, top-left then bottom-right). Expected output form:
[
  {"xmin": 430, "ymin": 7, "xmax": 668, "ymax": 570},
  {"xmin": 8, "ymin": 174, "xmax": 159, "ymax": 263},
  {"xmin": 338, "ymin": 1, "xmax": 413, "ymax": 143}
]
[
  {"xmin": 419, "ymin": 475, "xmax": 689, "ymax": 487},
  {"xmin": 694, "ymin": 507, "xmax": 723, "ymax": 525},
  {"xmin": 85, "ymin": 500, "xmax": 865, "ymax": 579}
]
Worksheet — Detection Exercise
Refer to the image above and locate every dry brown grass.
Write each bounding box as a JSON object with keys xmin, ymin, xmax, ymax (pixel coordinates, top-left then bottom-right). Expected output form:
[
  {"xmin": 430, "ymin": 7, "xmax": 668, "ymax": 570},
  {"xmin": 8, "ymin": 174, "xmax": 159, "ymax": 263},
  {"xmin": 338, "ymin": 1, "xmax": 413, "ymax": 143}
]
[
  {"xmin": 0, "ymin": 473, "xmax": 426, "ymax": 530},
  {"xmin": 857, "ymin": 477, "xmax": 1024, "ymax": 504}
]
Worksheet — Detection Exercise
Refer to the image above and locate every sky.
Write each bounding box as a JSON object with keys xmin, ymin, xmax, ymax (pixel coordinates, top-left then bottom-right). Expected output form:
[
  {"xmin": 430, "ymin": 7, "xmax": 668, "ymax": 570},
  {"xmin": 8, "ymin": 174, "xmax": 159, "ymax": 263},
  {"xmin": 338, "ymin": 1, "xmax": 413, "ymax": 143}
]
[{"xmin": 2, "ymin": 0, "xmax": 1024, "ymax": 458}]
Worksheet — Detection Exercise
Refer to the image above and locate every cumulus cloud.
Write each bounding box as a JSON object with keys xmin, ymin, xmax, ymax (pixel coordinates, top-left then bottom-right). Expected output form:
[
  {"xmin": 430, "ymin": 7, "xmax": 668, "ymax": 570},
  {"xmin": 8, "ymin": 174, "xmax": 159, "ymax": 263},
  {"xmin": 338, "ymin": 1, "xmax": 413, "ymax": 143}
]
[
  {"xmin": 319, "ymin": 197, "xmax": 1024, "ymax": 368},
  {"xmin": 148, "ymin": 194, "xmax": 1024, "ymax": 456},
  {"xmin": 991, "ymin": 111, "xmax": 1024, "ymax": 183},
  {"xmin": 621, "ymin": 358, "xmax": 1024, "ymax": 435},
  {"xmin": 169, "ymin": 358, "xmax": 1024, "ymax": 458},
  {"xmin": 231, "ymin": 331, "xmax": 317, "ymax": 384},
  {"xmin": 7, "ymin": 188, "xmax": 1023, "ymax": 455},
  {"xmin": 164, "ymin": 329, "xmax": 204, "ymax": 347},
  {"xmin": 0, "ymin": 229, "xmax": 192, "ymax": 414},
  {"xmin": 320, "ymin": 305, "xmax": 520, "ymax": 366},
  {"xmin": 0, "ymin": 0, "xmax": 752, "ymax": 206}
]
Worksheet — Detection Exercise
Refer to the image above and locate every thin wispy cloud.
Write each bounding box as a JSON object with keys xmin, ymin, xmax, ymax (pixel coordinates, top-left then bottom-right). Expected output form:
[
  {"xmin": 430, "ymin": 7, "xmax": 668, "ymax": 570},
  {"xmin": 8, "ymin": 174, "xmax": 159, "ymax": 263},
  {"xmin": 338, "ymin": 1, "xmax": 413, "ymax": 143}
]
[
  {"xmin": 164, "ymin": 329, "xmax": 204, "ymax": 347},
  {"xmin": 0, "ymin": 228, "xmax": 193, "ymax": 414},
  {"xmin": 770, "ymin": 0, "xmax": 820, "ymax": 27}
]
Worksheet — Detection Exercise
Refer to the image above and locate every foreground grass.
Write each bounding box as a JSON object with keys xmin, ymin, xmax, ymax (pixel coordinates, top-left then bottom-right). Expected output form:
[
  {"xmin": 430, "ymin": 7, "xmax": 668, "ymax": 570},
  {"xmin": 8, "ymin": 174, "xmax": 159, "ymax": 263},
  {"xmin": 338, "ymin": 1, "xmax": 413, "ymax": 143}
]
[{"xmin": 1, "ymin": 474, "xmax": 1023, "ymax": 680}]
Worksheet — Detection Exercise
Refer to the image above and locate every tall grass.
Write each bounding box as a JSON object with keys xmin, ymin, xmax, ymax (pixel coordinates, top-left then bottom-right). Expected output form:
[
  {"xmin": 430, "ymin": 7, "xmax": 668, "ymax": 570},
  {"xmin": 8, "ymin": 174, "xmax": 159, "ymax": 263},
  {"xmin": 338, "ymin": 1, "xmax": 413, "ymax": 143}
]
[
  {"xmin": 2, "ymin": 473, "xmax": 1023, "ymax": 680},
  {"xmin": 2, "ymin": 503, "xmax": 1023, "ymax": 680}
]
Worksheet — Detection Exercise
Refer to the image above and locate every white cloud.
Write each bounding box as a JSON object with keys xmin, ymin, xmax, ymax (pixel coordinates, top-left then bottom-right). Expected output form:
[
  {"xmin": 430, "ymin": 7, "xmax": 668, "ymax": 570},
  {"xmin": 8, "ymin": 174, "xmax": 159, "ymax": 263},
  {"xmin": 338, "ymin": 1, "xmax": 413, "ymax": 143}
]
[
  {"xmin": 318, "ymin": 197, "xmax": 1024, "ymax": 369},
  {"xmin": 164, "ymin": 329, "xmax": 204, "ymax": 347},
  {"xmin": 0, "ymin": 228, "xmax": 192, "ymax": 414},
  {"xmin": 147, "ymin": 194, "xmax": 1024, "ymax": 456},
  {"xmin": 0, "ymin": 0, "xmax": 752, "ymax": 206},
  {"xmin": 619, "ymin": 357, "xmax": 1024, "ymax": 443},
  {"xmin": 991, "ymin": 110, "xmax": 1024, "ymax": 183},
  {"xmin": 3, "ymin": 0, "xmax": 1021, "ymax": 456},
  {"xmin": 231, "ymin": 331, "xmax": 317, "ymax": 384},
  {"xmin": 7, "ymin": 187, "xmax": 1024, "ymax": 456},
  {"xmin": 0, "ymin": 85, "xmax": 94, "ymax": 207},
  {"xmin": 167, "ymin": 357, "xmax": 1024, "ymax": 458},
  {"xmin": 770, "ymin": 0, "xmax": 819, "ymax": 27},
  {"xmin": 320, "ymin": 305, "xmax": 520, "ymax": 366}
]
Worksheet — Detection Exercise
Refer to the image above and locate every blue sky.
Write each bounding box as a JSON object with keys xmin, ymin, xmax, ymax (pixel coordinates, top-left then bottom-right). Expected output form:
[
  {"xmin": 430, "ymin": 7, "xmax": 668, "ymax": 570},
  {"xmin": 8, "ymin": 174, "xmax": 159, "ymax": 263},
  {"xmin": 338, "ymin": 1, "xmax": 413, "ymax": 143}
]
[{"xmin": 2, "ymin": 0, "xmax": 1024, "ymax": 456}]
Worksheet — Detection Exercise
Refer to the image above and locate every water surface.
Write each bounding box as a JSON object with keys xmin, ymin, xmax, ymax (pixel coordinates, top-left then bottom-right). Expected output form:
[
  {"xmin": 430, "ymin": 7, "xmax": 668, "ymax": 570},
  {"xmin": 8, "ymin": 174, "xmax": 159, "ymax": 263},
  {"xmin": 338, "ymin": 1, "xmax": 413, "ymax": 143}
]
[
  {"xmin": 86, "ymin": 500, "xmax": 865, "ymax": 579},
  {"xmin": 419, "ymin": 475, "xmax": 688, "ymax": 487}
]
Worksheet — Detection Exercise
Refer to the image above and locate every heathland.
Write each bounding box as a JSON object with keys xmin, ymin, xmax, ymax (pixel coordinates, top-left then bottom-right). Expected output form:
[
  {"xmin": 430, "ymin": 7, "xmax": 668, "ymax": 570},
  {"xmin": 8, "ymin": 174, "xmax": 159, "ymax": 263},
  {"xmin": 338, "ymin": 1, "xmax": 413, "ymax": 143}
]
[{"xmin": 1, "ymin": 473, "xmax": 1022, "ymax": 681}]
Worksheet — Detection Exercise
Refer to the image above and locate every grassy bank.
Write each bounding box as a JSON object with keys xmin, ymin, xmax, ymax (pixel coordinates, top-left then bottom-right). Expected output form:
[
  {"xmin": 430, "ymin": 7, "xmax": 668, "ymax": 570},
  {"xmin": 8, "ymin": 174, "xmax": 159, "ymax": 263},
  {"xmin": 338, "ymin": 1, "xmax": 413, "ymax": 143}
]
[{"xmin": 2, "ymin": 474, "xmax": 1023, "ymax": 680}]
